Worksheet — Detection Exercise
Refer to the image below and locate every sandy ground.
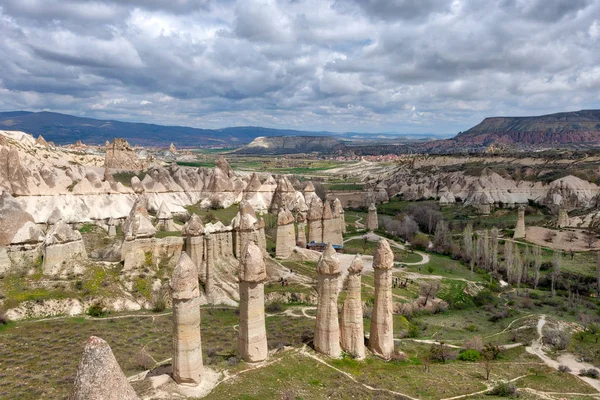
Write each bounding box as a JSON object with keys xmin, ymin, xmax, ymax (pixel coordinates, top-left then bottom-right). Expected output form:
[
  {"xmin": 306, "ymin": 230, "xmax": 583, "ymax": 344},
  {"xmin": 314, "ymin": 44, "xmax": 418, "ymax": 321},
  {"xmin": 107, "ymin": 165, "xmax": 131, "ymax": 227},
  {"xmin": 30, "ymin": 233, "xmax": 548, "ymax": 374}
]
[{"xmin": 524, "ymin": 226, "xmax": 600, "ymax": 252}]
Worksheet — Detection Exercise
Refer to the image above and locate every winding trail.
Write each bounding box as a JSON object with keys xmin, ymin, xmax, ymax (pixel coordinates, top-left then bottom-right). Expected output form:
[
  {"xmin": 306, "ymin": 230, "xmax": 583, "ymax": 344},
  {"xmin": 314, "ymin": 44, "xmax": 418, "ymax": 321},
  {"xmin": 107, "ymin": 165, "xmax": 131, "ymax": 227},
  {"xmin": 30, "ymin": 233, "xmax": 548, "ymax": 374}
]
[
  {"xmin": 343, "ymin": 232, "xmax": 430, "ymax": 266},
  {"xmin": 526, "ymin": 315, "xmax": 600, "ymax": 393}
]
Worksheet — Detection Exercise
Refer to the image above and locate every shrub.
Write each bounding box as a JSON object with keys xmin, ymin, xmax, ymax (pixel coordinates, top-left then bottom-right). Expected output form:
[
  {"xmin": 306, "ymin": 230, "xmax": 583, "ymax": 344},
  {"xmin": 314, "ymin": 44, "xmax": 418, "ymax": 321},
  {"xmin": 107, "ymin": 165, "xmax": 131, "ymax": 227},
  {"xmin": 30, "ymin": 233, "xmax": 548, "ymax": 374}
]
[
  {"xmin": 135, "ymin": 349, "xmax": 155, "ymax": 370},
  {"xmin": 410, "ymin": 233, "xmax": 430, "ymax": 251},
  {"xmin": 458, "ymin": 349, "xmax": 481, "ymax": 361},
  {"xmin": 580, "ymin": 368, "xmax": 600, "ymax": 379},
  {"xmin": 488, "ymin": 382, "xmax": 519, "ymax": 397},
  {"xmin": 464, "ymin": 336, "xmax": 484, "ymax": 352},
  {"xmin": 543, "ymin": 329, "xmax": 571, "ymax": 350},
  {"xmin": 558, "ymin": 364, "xmax": 571, "ymax": 373},
  {"xmin": 0, "ymin": 308, "xmax": 8, "ymax": 325},
  {"xmin": 87, "ymin": 303, "xmax": 108, "ymax": 317},
  {"xmin": 465, "ymin": 324, "xmax": 478, "ymax": 332},
  {"xmin": 152, "ymin": 292, "xmax": 166, "ymax": 313},
  {"xmin": 265, "ymin": 302, "xmax": 284, "ymax": 313},
  {"xmin": 227, "ymin": 356, "xmax": 240, "ymax": 366},
  {"xmin": 474, "ymin": 289, "xmax": 496, "ymax": 306},
  {"xmin": 429, "ymin": 342, "xmax": 454, "ymax": 363}
]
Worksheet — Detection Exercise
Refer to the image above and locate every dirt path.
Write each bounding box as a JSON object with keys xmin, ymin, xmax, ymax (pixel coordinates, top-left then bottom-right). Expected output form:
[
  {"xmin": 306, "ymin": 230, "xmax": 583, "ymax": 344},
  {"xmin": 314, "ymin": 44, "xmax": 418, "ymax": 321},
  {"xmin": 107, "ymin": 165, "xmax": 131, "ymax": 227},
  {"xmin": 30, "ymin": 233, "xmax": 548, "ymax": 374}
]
[
  {"xmin": 343, "ymin": 233, "xmax": 430, "ymax": 266},
  {"xmin": 526, "ymin": 315, "xmax": 600, "ymax": 392}
]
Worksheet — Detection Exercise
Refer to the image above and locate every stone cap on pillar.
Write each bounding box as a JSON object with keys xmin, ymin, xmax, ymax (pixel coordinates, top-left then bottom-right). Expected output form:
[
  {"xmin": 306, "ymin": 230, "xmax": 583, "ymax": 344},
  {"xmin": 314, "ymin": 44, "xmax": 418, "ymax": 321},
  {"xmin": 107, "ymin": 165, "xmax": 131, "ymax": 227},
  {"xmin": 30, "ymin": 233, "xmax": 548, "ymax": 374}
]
[
  {"xmin": 239, "ymin": 241, "xmax": 267, "ymax": 283},
  {"xmin": 373, "ymin": 238, "xmax": 393, "ymax": 270},
  {"xmin": 316, "ymin": 244, "xmax": 341, "ymax": 275},
  {"xmin": 182, "ymin": 214, "xmax": 204, "ymax": 237},
  {"xmin": 348, "ymin": 254, "xmax": 364, "ymax": 274},
  {"xmin": 170, "ymin": 252, "xmax": 200, "ymax": 300}
]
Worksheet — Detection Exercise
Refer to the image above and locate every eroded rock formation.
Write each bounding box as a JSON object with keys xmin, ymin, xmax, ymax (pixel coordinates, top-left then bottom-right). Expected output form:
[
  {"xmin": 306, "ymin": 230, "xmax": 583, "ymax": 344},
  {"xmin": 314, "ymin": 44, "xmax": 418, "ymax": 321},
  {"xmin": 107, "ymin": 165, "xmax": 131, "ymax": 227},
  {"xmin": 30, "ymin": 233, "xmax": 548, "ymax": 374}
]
[
  {"xmin": 105, "ymin": 138, "xmax": 143, "ymax": 170},
  {"xmin": 307, "ymin": 197, "xmax": 323, "ymax": 243},
  {"xmin": 238, "ymin": 242, "xmax": 268, "ymax": 362},
  {"xmin": 182, "ymin": 214, "xmax": 204, "ymax": 280},
  {"xmin": 367, "ymin": 203, "xmax": 378, "ymax": 231},
  {"xmin": 513, "ymin": 206, "xmax": 526, "ymax": 239},
  {"xmin": 275, "ymin": 208, "xmax": 295, "ymax": 258},
  {"xmin": 315, "ymin": 244, "xmax": 342, "ymax": 358},
  {"xmin": 171, "ymin": 253, "xmax": 203, "ymax": 385},
  {"xmin": 340, "ymin": 255, "xmax": 365, "ymax": 359},
  {"xmin": 369, "ymin": 239, "xmax": 394, "ymax": 360},
  {"xmin": 43, "ymin": 220, "xmax": 87, "ymax": 275},
  {"xmin": 70, "ymin": 336, "xmax": 139, "ymax": 400}
]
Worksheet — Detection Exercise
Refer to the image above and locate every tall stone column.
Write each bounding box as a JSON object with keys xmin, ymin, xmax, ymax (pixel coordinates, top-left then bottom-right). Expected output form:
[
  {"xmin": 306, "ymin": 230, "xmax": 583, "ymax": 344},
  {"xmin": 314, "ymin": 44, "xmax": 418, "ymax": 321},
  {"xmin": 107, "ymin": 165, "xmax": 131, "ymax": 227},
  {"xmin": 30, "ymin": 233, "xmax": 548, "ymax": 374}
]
[
  {"xmin": 275, "ymin": 208, "xmax": 295, "ymax": 258},
  {"xmin": 205, "ymin": 234, "xmax": 214, "ymax": 302},
  {"xmin": 369, "ymin": 238, "xmax": 394, "ymax": 360},
  {"xmin": 307, "ymin": 197, "xmax": 323, "ymax": 244},
  {"xmin": 315, "ymin": 244, "xmax": 342, "ymax": 358},
  {"xmin": 557, "ymin": 207, "xmax": 569, "ymax": 228},
  {"xmin": 238, "ymin": 242, "xmax": 268, "ymax": 362},
  {"xmin": 366, "ymin": 203, "xmax": 378, "ymax": 231},
  {"xmin": 296, "ymin": 211, "xmax": 307, "ymax": 248},
  {"xmin": 513, "ymin": 205, "xmax": 526, "ymax": 239},
  {"xmin": 182, "ymin": 214, "xmax": 204, "ymax": 281},
  {"xmin": 333, "ymin": 198, "xmax": 346, "ymax": 235},
  {"xmin": 340, "ymin": 255, "xmax": 365, "ymax": 359},
  {"xmin": 322, "ymin": 201, "xmax": 338, "ymax": 245},
  {"xmin": 171, "ymin": 253, "xmax": 203, "ymax": 385}
]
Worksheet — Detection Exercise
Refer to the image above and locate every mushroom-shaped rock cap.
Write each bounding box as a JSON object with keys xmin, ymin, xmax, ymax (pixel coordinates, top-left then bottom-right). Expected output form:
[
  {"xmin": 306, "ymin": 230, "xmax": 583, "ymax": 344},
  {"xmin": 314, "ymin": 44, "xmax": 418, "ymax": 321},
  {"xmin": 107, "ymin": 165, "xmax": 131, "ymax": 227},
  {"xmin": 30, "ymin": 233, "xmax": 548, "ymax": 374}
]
[
  {"xmin": 69, "ymin": 336, "xmax": 140, "ymax": 400},
  {"xmin": 333, "ymin": 198, "xmax": 344, "ymax": 214},
  {"xmin": 182, "ymin": 214, "xmax": 204, "ymax": 236},
  {"xmin": 240, "ymin": 201, "xmax": 257, "ymax": 218},
  {"xmin": 170, "ymin": 253, "xmax": 200, "ymax": 300},
  {"xmin": 304, "ymin": 182, "xmax": 316, "ymax": 192},
  {"xmin": 296, "ymin": 211, "xmax": 307, "ymax": 223},
  {"xmin": 239, "ymin": 241, "xmax": 267, "ymax": 283},
  {"xmin": 368, "ymin": 203, "xmax": 377, "ymax": 212},
  {"xmin": 373, "ymin": 239, "xmax": 394, "ymax": 270},
  {"xmin": 258, "ymin": 217, "xmax": 265, "ymax": 229},
  {"xmin": 156, "ymin": 202, "xmax": 173, "ymax": 220},
  {"xmin": 277, "ymin": 208, "xmax": 294, "ymax": 226},
  {"xmin": 246, "ymin": 173, "xmax": 262, "ymax": 192},
  {"xmin": 316, "ymin": 244, "xmax": 341, "ymax": 275},
  {"xmin": 308, "ymin": 197, "xmax": 323, "ymax": 220},
  {"xmin": 348, "ymin": 254, "xmax": 364, "ymax": 274}
]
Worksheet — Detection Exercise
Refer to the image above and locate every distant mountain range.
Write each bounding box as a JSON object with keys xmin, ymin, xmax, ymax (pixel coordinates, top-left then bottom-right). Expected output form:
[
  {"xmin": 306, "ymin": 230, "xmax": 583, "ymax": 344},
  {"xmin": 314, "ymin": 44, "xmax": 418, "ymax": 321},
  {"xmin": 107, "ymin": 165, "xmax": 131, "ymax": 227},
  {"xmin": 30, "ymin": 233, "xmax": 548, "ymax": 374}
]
[
  {"xmin": 420, "ymin": 109, "xmax": 600, "ymax": 153},
  {"xmin": 0, "ymin": 111, "xmax": 436, "ymax": 147}
]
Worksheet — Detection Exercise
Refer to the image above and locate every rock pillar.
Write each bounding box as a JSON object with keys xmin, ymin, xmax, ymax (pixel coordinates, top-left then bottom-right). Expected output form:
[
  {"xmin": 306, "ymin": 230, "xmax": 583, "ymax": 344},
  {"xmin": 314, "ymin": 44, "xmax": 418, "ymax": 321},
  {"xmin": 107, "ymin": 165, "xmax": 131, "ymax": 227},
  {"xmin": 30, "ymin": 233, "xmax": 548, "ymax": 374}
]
[
  {"xmin": 315, "ymin": 244, "xmax": 342, "ymax": 358},
  {"xmin": 275, "ymin": 208, "xmax": 295, "ymax": 258},
  {"xmin": 296, "ymin": 212, "xmax": 307, "ymax": 248},
  {"xmin": 258, "ymin": 217, "xmax": 267, "ymax": 254},
  {"xmin": 182, "ymin": 214, "xmax": 204, "ymax": 281},
  {"xmin": 366, "ymin": 203, "xmax": 378, "ymax": 231},
  {"xmin": 340, "ymin": 255, "xmax": 365, "ymax": 359},
  {"xmin": 557, "ymin": 207, "xmax": 569, "ymax": 228},
  {"xmin": 513, "ymin": 205, "xmax": 526, "ymax": 239},
  {"xmin": 333, "ymin": 198, "xmax": 346, "ymax": 235},
  {"xmin": 171, "ymin": 253, "xmax": 203, "ymax": 385},
  {"xmin": 238, "ymin": 242, "xmax": 268, "ymax": 362},
  {"xmin": 322, "ymin": 201, "xmax": 338, "ymax": 246},
  {"xmin": 307, "ymin": 197, "xmax": 323, "ymax": 244},
  {"xmin": 369, "ymin": 239, "xmax": 394, "ymax": 360},
  {"xmin": 70, "ymin": 336, "xmax": 139, "ymax": 400},
  {"xmin": 205, "ymin": 234, "xmax": 215, "ymax": 302}
]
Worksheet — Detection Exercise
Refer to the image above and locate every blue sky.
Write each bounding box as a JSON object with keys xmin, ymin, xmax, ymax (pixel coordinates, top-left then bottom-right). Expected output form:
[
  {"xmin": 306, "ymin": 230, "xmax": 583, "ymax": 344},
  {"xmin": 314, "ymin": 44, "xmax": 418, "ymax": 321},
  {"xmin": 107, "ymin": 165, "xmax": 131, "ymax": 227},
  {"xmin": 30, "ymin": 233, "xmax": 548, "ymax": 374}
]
[{"xmin": 1, "ymin": 0, "xmax": 599, "ymax": 135}]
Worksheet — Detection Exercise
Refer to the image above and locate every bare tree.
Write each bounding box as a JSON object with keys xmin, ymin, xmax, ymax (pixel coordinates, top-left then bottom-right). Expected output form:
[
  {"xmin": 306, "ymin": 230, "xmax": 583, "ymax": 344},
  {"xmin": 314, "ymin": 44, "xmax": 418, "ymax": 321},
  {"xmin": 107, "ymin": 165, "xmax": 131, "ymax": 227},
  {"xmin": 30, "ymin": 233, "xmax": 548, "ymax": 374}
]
[
  {"xmin": 585, "ymin": 231, "xmax": 596, "ymax": 249},
  {"xmin": 515, "ymin": 246, "xmax": 522, "ymax": 295},
  {"xmin": 482, "ymin": 230, "xmax": 490, "ymax": 271},
  {"xmin": 532, "ymin": 245, "xmax": 542, "ymax": 289},
  {"xmin": 551, "ymin": 251, "xmax": 561, "ymax": 297},
  {"xmin": 475, "ymin": 233, "xmax": 484, "ymax": 268},
  {"xmin": 596, "ymin": 252, "xmax": 600, "ymax": 297},
  {"xmin": 433, "ymin": 219, "xmax": 450, "ymax": 253},
  {"xmin": 521, "ymin": 245, "xmax": 531, "ymax": 285},
  {"xmin": 504, "ymin": 240, "xmax": 514, "ymax": 283},
  {"xmin": 463, "ymin": 223, "xmax": 473, "ymax": 262},
  {"xmin": 399, "ymin": 215, "xmax": 418, "ymax": 241},
  {"xmin": 420, "ymin": 281, "xmax": 441, "ymax": 306},
  {"xmin": 544, "ymin": 230, "xmax": 556, "ymax": 242},
  {"xmin": 491, "ymin": 227, "xmax": 499, "ymax": 273},
  {"xmin": 482, "ymin": 351, "xmax": 493, "ymax": 380},
  {"xmin": 566, "ymin": 231, "xmax": 578, "ymax": 243}
]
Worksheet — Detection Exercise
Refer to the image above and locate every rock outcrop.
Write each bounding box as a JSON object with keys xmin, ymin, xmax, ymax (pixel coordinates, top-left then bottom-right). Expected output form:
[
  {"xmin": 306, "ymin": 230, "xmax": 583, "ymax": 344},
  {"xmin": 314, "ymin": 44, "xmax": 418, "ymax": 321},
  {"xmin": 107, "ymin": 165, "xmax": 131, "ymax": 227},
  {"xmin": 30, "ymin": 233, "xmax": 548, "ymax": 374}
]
[
  {"xmin": 513, "ymin": 206, "xmax": 526, "ymax": 239},
  {"xmin": 69, "ymin": 336, "xmax": 139, "ymax": 400},
  {"xmin": 557, "ymin": 207, "xmax": 569, "ymax": 228},
  {"xmin": 366, "ymin": 203, "xmax": 378, "ymax": 231},
  {"xmin": 314, "ymin": 244, "xmax": 342, "ymax": 358},
  {"xmin": 238, "ymin": 242, "xmax": 268, "ymax": 362},
  {"xmin": 105, "ymin": 138, "xmax": 143, "ymax": 170},
  {"xmin": 0, "ymin": 191, "xmax": 35, "ymax": 246},
  {"xmin": 333, "ymin": 198, "xmax": 346, "ymax": 234},
  {"xmin": 43, "ymin": 220, "xmax": 87, "ymax": 275},
  {"xmin": 155, "ymin": 201, "xmax": 178, "ymax": 232},
  {"xmin": 340, "ymin": 255, "xmax": 365, "ymax": 359},
  {"xmin": 275, "ymin": 208, "xmax": 295, "ymax": 258},
  {"xmin": 369, "ymin": 239, "xmax": 394, "ymax": 360},
  {"xmin": 171, "ymin": 253, "xmax": 203, "ymax": 385}
]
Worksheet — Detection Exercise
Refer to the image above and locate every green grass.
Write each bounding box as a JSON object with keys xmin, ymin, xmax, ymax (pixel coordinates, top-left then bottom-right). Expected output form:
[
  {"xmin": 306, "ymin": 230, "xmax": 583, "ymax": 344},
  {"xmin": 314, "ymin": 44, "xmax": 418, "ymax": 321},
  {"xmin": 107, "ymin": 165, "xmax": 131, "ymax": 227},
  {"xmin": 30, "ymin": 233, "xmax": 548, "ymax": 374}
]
[
  {"xmin": 155, "ymin": 231, "xmax": 181, "ymax": 239},
  {"xmin": 404, "ymin": 253, "xmax": 487, "ymax": 282},
  {"xmin": 112, "ymin": 171, "xmax": 146, "ymax": 187},
  {"xmin": 185, "ymin": 204, "xmax": 240, "ymax": 224}
]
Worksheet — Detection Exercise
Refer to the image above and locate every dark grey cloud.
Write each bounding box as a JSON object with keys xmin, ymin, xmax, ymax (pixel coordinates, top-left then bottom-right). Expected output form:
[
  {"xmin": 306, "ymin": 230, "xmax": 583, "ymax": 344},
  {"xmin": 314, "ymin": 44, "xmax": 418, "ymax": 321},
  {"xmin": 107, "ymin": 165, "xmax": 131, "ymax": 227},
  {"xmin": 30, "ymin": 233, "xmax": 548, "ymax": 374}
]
[{"xmin": 0, "ymin": 0, "xmax": 599, "ymax": 135}]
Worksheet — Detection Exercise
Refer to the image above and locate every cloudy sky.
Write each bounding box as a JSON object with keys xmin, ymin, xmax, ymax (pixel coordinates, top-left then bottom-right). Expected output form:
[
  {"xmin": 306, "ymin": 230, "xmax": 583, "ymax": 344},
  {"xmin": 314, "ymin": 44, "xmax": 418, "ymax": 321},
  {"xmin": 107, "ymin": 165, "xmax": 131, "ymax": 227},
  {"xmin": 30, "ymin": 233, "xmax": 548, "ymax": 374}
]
[{"xmin": 1, "ymin": 0, "xmax": 599, "ymax": 135}]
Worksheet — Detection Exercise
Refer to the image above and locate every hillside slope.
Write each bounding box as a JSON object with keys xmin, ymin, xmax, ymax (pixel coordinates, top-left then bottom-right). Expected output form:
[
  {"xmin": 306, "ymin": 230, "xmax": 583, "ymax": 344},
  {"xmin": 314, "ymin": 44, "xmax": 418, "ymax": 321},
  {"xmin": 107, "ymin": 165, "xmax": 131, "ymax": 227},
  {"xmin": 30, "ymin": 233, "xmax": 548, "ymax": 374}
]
[{"xmin": 234, "ymin": 135, "xmax": 346, "ymax": 154}]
